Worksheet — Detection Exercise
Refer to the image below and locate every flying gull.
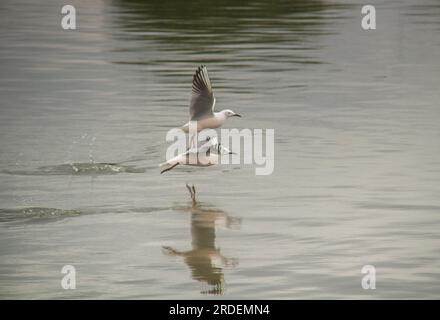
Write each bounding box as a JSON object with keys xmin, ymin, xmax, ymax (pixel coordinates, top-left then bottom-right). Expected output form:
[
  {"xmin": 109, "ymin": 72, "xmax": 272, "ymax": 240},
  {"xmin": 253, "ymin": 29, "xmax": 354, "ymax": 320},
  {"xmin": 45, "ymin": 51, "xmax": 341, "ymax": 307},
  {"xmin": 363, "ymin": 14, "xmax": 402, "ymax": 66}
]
[
  {"xmin": 181, "ymin": 65, "xmax": 241, "ymax": 133},
  {"xmin": 159, "ymin": 137, "xmax": 233, "ymax": 174}
]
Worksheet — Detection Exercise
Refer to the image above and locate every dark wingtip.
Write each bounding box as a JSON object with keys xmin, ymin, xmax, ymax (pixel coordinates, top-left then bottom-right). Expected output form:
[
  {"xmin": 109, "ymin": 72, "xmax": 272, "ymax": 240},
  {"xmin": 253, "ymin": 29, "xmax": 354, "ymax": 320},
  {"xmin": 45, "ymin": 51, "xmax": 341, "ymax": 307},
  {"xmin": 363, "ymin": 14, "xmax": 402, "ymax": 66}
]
[
  {"xmin": 160, "ymin": 163, "xmax": 179, "ymax": 174},
  {"xmin": 194, "ymin": 65, "xmax": 204, "ymax": 78}
]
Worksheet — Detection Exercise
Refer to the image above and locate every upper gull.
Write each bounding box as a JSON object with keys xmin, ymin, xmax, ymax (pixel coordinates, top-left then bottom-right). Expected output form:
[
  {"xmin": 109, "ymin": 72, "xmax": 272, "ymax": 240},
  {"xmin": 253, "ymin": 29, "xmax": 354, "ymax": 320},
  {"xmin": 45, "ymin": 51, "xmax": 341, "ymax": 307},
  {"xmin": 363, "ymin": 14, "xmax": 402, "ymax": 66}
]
[{"xmin": 181, "ymin": 65, "xmax": 241, "ymax": 133}]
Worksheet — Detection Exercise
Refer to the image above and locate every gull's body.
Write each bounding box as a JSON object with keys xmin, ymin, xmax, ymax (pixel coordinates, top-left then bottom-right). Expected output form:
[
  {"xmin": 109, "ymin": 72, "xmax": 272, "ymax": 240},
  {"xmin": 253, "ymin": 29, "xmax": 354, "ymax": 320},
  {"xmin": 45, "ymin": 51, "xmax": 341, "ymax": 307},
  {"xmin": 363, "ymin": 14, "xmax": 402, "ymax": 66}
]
[
  {"xmin": 181, "ymin": 111, "xmax": 230, "ymax": 133},
  {"xmin": 181, "ymin": 65, "xmax": 240, "ymax": 133},
  {"xmin": 159, "ymin": 137, "xmax": 232, "ymax": 174}
]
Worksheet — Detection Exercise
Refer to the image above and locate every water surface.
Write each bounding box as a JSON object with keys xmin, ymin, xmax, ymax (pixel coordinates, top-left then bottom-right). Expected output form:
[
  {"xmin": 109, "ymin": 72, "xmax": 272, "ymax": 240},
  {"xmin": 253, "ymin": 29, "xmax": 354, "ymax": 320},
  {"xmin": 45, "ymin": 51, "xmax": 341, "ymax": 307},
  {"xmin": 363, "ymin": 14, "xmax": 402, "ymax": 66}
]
[{"xmin": 1, "ymin": 0, "xmax": 440, "ymax": 299}]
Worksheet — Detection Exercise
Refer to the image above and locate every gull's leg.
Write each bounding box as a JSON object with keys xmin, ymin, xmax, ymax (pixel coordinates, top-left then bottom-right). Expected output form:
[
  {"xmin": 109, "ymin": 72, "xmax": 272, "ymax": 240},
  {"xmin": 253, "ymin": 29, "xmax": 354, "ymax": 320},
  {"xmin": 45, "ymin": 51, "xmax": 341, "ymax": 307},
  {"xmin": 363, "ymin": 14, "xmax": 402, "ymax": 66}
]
[
  {"xmin": 185, "ymin": 183, "xmax": 196, "ymax": 206},
  {"xmin": 192, "ymin": 185, "xmax": 196, "ymax": 206},
  {"xmin": 186, "ymin": 183, "xmax": 195, "ymax": 206},
  {"xmin": 186, "ymin": 183, "xmax": 193, "ymax": 197}
]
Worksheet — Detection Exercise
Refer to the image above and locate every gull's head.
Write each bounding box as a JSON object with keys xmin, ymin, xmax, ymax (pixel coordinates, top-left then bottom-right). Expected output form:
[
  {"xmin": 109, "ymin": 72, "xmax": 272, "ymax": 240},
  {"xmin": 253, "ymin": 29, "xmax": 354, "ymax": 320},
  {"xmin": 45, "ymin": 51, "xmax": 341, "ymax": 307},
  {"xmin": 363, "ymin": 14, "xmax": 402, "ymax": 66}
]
[
  {"xmin": 221, "ymin": 109, "xmax": 241, "ymax": 118},
  {"xmin": 220, "ymin": 145, "xmax": 235, "ymax": 155},
  {"xmin": 216, "ymin": 143, "xmax": 235, "ymax": 155}
]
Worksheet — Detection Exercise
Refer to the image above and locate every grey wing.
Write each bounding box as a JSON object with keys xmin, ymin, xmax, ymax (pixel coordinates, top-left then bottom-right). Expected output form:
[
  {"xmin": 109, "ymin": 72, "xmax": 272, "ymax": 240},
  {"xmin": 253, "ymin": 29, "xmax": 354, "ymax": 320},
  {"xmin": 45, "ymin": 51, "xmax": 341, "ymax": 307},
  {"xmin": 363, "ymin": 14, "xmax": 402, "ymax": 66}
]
[{"xmin": 189, "ymin": 65, "xmax": 215, "ymax": 121}]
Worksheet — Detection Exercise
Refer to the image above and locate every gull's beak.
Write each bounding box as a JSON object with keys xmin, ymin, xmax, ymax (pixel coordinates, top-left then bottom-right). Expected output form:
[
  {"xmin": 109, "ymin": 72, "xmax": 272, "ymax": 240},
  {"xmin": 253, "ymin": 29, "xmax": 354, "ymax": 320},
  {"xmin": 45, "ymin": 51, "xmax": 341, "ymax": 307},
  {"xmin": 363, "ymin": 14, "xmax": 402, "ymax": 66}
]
[
  {"xmin": 233, "ymin": 113, "xmax": 242, "ymax": 118},
  {"xmin": 221, "ymin": 146, "xmax": 235, "ymax": 155}
]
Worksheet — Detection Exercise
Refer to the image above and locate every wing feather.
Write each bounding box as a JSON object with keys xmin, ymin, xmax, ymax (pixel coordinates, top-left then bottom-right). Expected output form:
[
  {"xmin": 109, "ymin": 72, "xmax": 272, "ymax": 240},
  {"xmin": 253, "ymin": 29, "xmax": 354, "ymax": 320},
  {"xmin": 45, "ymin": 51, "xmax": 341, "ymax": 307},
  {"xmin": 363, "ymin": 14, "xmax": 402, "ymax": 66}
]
[{"xmin": 189, "ymin": 65, "xmax": 215, "ymax": 121}]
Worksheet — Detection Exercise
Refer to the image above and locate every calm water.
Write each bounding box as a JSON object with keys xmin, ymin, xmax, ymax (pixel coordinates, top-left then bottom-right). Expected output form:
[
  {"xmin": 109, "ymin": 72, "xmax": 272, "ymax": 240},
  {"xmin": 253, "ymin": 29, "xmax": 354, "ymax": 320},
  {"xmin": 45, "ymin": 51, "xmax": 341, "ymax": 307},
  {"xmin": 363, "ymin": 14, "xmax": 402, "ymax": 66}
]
[{"xmin": 1, "ymin": 0, "xmax": 440, "ymax": 299}]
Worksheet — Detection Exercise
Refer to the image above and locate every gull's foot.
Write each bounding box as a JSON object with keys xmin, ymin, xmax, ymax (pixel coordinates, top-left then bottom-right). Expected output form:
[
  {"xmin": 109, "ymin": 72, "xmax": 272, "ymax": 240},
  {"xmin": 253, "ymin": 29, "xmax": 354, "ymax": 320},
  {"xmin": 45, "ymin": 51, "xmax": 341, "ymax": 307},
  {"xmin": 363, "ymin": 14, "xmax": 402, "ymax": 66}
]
[{"xmin": 186, "ymin": 183, "xmax": 197, "ymax": 206}]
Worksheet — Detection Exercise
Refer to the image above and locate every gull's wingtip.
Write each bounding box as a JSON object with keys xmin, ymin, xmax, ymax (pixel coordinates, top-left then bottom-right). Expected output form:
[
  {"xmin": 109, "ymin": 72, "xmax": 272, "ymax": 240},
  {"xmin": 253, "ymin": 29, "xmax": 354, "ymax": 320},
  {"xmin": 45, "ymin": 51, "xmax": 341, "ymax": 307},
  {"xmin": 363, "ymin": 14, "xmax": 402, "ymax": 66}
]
[
  {"xmin": 160, "ymin": 162, "xmax": 179, "ymax": 174},
  {"xmin": 197, "ymin": 65, "xmax": 207, "ymax": 72}
]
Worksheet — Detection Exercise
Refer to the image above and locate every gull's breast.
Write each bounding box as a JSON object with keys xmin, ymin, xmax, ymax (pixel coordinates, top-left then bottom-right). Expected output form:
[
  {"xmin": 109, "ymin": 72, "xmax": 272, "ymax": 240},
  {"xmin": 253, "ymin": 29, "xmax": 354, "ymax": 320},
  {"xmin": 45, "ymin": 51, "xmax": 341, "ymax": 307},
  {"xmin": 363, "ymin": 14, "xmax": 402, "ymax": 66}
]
[{"xmin": 198, "ymin": 116, "xmax": 223, "ymax": 130}]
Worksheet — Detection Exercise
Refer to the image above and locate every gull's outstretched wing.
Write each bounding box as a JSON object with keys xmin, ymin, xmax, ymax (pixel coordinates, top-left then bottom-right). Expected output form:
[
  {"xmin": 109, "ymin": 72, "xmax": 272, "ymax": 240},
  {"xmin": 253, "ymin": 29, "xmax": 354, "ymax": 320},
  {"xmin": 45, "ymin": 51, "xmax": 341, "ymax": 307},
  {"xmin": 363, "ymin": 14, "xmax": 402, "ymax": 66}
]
[{"xmin": 189, "ymin": 65, "xmax": 215, "ymax": 121}]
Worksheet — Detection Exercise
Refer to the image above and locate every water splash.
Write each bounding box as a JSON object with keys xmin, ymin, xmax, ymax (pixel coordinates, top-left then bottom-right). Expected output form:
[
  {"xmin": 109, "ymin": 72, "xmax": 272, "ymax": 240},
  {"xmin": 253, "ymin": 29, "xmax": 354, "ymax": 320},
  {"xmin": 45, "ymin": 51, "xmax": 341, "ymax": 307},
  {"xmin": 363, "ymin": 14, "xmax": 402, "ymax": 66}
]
[
  {"xmin": 0, "ymin": 207, "xmax": 82, "ymax": 223},
  {"xmin": 2, "ymin": 162, "xmax": 146, "ymax": 176}
]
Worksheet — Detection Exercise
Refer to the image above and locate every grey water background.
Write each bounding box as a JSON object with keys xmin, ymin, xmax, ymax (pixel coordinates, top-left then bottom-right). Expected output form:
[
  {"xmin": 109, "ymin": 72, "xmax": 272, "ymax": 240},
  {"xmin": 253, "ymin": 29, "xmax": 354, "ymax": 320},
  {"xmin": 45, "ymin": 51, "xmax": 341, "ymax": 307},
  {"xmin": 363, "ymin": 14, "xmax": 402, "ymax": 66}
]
[{"xmin": 1, "ymin": 0, "xmax": 440, "ymax": 299}]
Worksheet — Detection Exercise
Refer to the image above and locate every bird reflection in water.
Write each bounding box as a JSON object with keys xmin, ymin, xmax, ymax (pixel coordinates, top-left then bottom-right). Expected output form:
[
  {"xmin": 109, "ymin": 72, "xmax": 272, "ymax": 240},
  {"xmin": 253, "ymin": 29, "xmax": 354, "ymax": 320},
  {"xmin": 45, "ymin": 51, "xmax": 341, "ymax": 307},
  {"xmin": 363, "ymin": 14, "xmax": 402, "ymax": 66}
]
[{"xmin": 163, "ymin": 184, "xmax": 241, "ymax": 295}]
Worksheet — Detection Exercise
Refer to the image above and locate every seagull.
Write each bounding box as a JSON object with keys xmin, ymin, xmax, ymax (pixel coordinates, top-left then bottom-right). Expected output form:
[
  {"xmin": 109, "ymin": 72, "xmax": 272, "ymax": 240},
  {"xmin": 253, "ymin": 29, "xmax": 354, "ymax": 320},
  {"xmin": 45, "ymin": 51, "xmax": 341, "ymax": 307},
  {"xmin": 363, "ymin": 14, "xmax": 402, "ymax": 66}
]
[
  {"xmin": 159, "ymin": 137, "xmax": 233, "ymax": 174},
  {"xmin": 181, "ymin": 65, "xmax": 241, "ymax": 133}
]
